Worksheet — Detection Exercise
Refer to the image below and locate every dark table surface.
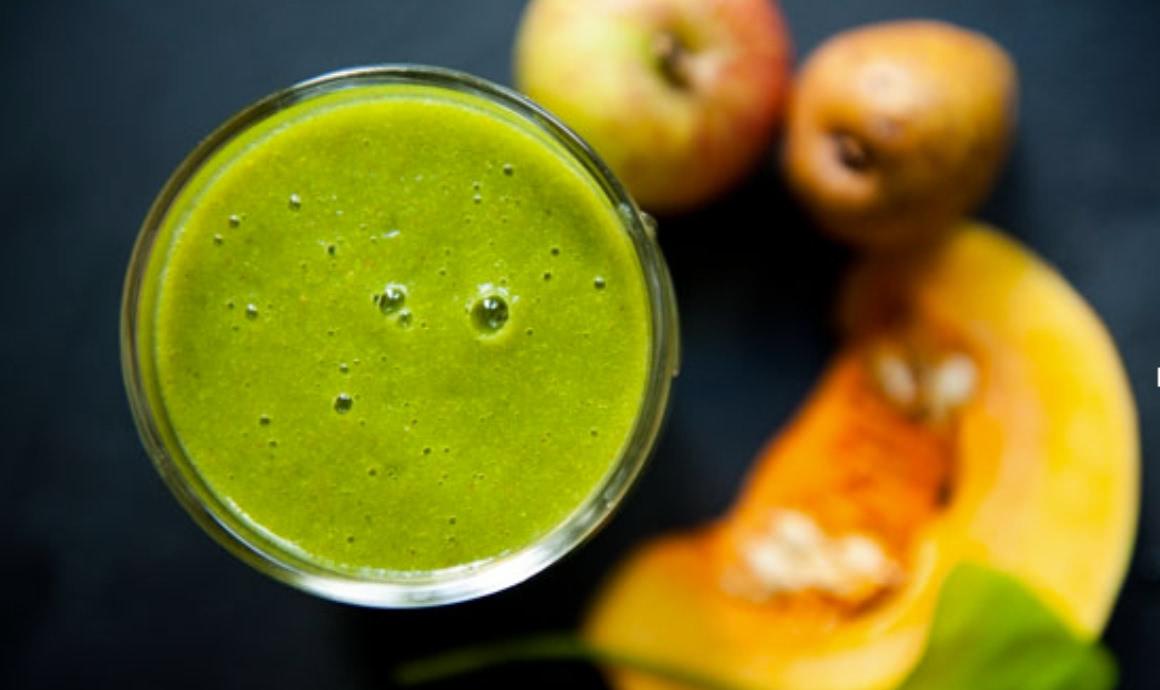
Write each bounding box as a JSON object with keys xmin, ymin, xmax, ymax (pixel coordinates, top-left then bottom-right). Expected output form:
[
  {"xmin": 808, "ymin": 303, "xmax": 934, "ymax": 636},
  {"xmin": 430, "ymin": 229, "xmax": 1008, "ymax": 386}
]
[{"xmin": 3, "ymin": 1, "xmax": 1158, "ymax": 688}]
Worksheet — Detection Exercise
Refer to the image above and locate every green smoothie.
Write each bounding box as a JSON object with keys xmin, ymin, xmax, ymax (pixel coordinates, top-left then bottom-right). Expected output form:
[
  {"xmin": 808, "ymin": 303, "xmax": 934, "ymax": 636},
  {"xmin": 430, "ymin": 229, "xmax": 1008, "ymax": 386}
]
[{"xmin": 143, "ymin": 83, "xmax": 652, "ymax": 574}]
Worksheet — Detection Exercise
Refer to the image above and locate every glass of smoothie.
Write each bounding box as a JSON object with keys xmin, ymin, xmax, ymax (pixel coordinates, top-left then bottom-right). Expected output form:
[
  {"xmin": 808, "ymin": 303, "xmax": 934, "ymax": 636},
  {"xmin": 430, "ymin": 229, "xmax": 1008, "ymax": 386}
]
[{"xmin": 122, "ymin": 65, "xmax": 679, "ymax": 607}]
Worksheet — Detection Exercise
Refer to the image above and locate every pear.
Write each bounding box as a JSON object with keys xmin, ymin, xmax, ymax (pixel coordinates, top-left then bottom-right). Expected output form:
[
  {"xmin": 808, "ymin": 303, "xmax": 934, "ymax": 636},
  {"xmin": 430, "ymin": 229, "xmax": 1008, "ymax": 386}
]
[{"xmin": 783, "ymin": 20, "xmax": 1017, "ymax": 248}]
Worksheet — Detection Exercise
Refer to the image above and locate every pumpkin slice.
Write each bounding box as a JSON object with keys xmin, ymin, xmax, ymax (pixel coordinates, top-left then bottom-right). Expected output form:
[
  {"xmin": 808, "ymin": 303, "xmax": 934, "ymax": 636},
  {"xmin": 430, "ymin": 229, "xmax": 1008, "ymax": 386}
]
[{"xmin": 585, "ymin": 224, "xmax": 1138, "ymax": 690}]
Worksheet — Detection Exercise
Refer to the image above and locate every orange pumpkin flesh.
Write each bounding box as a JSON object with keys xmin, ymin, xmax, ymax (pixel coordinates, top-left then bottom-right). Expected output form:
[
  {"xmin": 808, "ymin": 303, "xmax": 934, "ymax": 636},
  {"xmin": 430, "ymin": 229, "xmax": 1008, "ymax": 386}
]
[{"xmin": 584, "ymin": 224, "xmax": 1138, "ymax": 690}]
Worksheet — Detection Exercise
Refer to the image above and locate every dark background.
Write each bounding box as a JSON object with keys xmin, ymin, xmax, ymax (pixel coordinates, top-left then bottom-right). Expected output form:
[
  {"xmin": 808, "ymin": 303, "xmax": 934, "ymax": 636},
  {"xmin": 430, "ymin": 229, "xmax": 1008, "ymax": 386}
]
[{"xmin": 2, "ymin": 0, "xmax": 1158, "ymax": 688}]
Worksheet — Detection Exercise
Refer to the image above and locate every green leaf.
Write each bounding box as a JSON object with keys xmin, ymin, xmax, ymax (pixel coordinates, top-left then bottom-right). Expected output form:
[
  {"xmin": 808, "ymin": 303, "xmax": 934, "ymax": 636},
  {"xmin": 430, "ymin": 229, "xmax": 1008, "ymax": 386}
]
[{"xmin": 897, "ymin": 563, "xmax": 1117, "ymax": 690}]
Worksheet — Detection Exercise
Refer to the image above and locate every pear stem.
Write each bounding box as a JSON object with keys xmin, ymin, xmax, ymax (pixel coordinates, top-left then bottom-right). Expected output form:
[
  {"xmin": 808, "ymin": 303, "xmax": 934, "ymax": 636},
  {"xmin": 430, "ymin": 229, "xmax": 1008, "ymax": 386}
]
[
  {"xmin": 833, "ymin": 131, "xmax": 873, "ymax": 171},
  {"xmin": 394, "ymin": 632, "xmax": 753, "ymax": 690}
]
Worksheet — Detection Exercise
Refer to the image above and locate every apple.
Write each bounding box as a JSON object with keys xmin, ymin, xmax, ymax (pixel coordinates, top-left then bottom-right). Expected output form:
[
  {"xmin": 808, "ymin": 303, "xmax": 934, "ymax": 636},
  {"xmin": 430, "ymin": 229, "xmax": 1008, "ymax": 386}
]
[{"xmin": 514, "ymin": 0, "xmax": 792, "ymax": 214}]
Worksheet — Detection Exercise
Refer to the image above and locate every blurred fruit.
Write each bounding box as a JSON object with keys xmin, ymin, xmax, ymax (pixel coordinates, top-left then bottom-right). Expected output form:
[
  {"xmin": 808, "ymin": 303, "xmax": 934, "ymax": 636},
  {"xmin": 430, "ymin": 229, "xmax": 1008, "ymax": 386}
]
[
  {"xmin": 586, "ymin": 224, "xmax": 1137, "ymax": 690},
  {"xmin": 784, "ymin": 21, "xmax": 1017, "ymax": 248},
  {"xmin": 514, "ymin": 0, "xmax": 791, "ymax": 213}
]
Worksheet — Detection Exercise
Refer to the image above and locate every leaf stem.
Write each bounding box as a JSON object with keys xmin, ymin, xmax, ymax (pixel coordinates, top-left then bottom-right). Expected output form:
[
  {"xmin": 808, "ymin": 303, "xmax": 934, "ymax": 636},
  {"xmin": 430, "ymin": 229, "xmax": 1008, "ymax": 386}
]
[{"xmin": 394, "ymin": 632, "xmax": 753, "ymax": 690}]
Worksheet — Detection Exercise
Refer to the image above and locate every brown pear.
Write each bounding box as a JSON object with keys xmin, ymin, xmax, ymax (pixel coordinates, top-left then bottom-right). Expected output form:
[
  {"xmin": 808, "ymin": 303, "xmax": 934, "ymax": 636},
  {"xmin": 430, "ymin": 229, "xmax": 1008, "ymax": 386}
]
[{"xmin": 784, "ymin": 20, "xmax": 1017, "ymax": 248}]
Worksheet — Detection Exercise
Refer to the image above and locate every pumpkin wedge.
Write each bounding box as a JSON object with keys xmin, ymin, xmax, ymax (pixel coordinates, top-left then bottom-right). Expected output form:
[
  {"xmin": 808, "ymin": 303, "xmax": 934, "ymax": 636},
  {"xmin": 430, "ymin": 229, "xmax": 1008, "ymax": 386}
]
[{"xmin": 585, "ymin": 224, "xmax": 1138, "ymax": 690}]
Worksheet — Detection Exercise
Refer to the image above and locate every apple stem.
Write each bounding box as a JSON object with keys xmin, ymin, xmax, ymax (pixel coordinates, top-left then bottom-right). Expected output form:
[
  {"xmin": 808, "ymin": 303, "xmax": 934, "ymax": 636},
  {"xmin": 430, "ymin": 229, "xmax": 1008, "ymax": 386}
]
[{"xmin": 654, "ymin": 32, "xmax": 691, "ymax": 89}]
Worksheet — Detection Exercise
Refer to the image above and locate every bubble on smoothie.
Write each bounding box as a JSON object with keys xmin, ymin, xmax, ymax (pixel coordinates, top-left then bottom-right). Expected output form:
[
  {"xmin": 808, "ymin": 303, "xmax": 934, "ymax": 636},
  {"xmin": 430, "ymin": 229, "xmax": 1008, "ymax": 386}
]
[
  {"xmin": 502, "ymin": 163, "xmax": 514, "ymax": 176},
  {"xmin": 471, "ymin": 295, "xmax": 509, "ymax": 333},
  {"xmin": 594, "ymin": 276, "xmax": 607, "ymax": 290},
  {"xmin": 550, "ymin": 246, "xmax": 560, "ymax": 256},
  {"xmin": 542, "ymin": 271, "xmax": 552, "ymax": 281},
  {"xmin": 245, "ymin": 304, "xmax": 259, "ymax": 320},
  {"xmin": 259, "ymin": 414, "xmax": 271, "ymax": 426},
  {"xmin": 473, "ymin": 193, "xmax": 482, "ymax": 204},
  {"xmin": 397, "ymin": 309, "xmax": 413, "ymax": 328},
  {"xmin": 338, "ymin": 362, "xmax": 350, "ymax": 374},
  {"xmin": 375, "ymin": 283, "xmax": 407, "ymax": 314},
  {"xmin": 213, "ymin": 233, "xmax": 224, "ymax": 245},
  {"xmin": 288, "ymin": 193, "xmax": 302, "ymax": 210},
  {"xmin": 327, "ymin": 244, "xmax": 337, "ymax": 256},
  {"xmin": 334, "ymin": 393, "xmax": 354, "ymax": 414},
  {"xmin": 228, "ymin": 214, "xmax": 242, "ymax": 228}
]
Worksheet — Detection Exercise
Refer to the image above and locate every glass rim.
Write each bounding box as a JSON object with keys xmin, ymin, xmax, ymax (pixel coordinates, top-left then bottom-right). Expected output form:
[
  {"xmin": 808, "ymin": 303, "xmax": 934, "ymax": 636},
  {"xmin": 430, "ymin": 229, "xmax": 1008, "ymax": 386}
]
[{"xmin": 121, "ymin": 64, "xmax": 679, "ymax": 608}]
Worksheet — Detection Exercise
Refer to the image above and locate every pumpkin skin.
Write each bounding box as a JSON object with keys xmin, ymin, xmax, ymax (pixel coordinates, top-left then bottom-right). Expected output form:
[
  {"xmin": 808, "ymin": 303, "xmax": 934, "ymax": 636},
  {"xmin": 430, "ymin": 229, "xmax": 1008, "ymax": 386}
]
[{"xmin": 584, "ymin": 224, "xmax": 1138, "ymax": 690}]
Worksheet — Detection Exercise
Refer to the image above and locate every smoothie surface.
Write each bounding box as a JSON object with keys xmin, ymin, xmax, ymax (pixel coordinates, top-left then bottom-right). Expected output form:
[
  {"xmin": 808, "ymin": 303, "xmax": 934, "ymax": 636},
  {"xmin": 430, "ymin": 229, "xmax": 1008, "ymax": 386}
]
[{"xmin": 148, "ymin": 83, "xmax": 652, "ymax": 573}]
